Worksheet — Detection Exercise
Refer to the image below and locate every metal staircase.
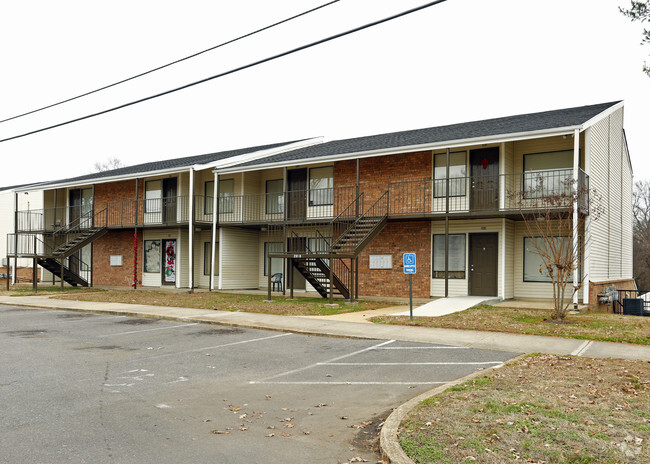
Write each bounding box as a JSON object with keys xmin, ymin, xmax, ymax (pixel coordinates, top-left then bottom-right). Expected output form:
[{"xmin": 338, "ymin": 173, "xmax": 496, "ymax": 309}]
[{"xmin": 287, "ymin": 192, "xmax": 388, "ymax": 300}]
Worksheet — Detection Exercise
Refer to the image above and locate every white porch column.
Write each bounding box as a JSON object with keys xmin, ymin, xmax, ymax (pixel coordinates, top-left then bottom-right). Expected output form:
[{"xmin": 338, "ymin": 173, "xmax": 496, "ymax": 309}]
[
  {"xmin": 210, "ymin": 172, "xmax": 218, "ymax": 291},
  {"xmin": 499, "ymin": 142, "xmax": 506, "ymax": 210},
  {"xmin": 188, "ymin": 168, "xmax": 194, "ymax": 290},
  {"xmin": 501, "ymin": 218, "xmax": 506, "ymax": 299},
  {"xmin": 573, "ymin": 128, "xmax": 580, "ymax": 306},
  {"xmin": 176, "ymin": 227, "xmax": 182, "ymax": 289},
  {"xmin": 583, "ymin": 128, "xmax": 592, "ymax": 304}
]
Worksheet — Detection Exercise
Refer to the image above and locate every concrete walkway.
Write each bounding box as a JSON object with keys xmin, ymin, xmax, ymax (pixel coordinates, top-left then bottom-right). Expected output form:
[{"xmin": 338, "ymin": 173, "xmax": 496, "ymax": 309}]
[
  {"xmin": 0, "ymin": 295, "xmax": 648, "ymax": 361},
  {"xmin": 392, "ymin": 296, "xmax": 499, "ymax": 317}
]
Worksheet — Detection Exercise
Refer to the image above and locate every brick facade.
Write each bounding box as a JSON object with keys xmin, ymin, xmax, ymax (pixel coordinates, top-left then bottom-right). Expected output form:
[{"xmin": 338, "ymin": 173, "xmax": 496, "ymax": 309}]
[
  {"xmin": 93, "ymin": 230, "xmax": 143, "ymax": 287},
  {"xmin": 357, "ymin": 221, "xmax": 431, "ymax": 299}
]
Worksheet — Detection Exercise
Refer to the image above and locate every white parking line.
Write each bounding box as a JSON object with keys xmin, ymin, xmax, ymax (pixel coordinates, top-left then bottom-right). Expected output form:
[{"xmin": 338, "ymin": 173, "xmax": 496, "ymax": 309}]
[
  {"xmin": 98, "ymin": 323, "xmax": 198, "ymax": 337},
  {"xmin": 250, "ymin": 339, "xmax": 396, "ymax": 384},
  {"xmin": 376, "ymin": 346, "xmax": 469, "ymax": 350},
  {"xmin": 571, "ymin": 340, "xmax": 593, "ymax": 356},
  {"xmin": 254, "ymin": 381, "xmax": 448, "ymax": 385},
  {"xmin": 319, "ymin": 361, "xmax": 505, "ymax": 366}
]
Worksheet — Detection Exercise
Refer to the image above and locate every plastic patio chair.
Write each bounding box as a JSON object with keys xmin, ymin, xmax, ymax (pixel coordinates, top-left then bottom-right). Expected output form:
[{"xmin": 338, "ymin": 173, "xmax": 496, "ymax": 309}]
[{"xmin": 271, "ymin": 273, "xmax": 282, "ymax": 291}]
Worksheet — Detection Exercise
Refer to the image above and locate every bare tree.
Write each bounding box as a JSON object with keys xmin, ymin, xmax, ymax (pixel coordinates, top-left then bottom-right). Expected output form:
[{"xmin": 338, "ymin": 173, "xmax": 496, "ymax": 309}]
[
  {"xmin": 509, "ymin": 176, "xmax": 602, "ymax": 320},
  {"xmin": 620, "ymin": 0, "xmax": 650, "ymax": 77},
  {"xmin": 633, "ymin": 179, "xmax": 650, "ymax": 289},
  {"xmin": 92, "ymin": 157, "xmax": 124, "ymax": 172}
]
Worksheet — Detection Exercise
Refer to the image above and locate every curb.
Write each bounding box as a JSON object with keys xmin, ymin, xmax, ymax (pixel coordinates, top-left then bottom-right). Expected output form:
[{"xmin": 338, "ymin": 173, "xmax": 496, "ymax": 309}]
[{"xmin": 379, "ymin": 354, "xmax": 528, "ymax": 463}]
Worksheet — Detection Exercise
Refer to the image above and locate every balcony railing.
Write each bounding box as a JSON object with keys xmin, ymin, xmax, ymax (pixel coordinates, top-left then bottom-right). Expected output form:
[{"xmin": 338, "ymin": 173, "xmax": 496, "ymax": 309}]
[
  {"xmin": 15, "ymin": 187, "xmax": 357, "ymax": 232},
  {"xmin": 388, "ymin": 169, "xmax": 588, "ymax": 216}
]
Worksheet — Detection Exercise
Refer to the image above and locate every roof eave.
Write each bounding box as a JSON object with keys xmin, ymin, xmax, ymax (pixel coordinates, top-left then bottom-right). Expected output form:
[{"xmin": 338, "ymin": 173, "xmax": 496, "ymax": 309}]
[{"xmin": 215, "ymin": 125, "xmax": 583, "ymax": 174}]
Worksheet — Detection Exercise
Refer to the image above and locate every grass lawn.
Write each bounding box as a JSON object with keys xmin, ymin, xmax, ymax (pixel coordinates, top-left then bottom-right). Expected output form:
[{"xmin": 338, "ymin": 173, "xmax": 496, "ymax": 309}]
[
  {"xmin": 370, "ymin": 305, "xmax": 650, "ymax": 345},
  {"xmin": 9, "ymin": 288, "xmax": 394, "ymax": 316},
  {"xmin": 399, "ymin": 354, "xmax": 649, "ymax": 464}
]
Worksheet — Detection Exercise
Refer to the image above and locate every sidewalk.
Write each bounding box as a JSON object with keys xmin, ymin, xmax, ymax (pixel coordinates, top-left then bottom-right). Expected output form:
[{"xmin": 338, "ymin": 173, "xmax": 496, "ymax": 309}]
[{"xmin": 1, "ymin": 295, "xmax": 649, "ymax": 361}]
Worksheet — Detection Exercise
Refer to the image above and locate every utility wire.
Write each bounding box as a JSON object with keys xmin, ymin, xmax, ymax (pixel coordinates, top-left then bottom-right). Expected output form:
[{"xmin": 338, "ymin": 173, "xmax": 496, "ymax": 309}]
[
  {"xmin": 0, "ymin": 0, "xmax": 340, "ymax": 124},
  {"xmin": 0, "ymin": 0, "xmax": 449, "ymax": 144}
]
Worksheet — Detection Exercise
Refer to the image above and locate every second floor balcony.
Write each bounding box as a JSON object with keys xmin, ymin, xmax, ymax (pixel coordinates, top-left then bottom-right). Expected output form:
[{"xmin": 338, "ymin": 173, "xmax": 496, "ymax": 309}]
[{"xmin": 15, "ymin": 169, "xmax": 589, "ymax": 233}]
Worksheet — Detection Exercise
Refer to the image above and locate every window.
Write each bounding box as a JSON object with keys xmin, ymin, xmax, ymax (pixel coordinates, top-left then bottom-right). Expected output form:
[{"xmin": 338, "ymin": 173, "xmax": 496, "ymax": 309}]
[
  {"xmin": 309, "ymin": 166, "xmax": 333, "ymax": 206},
  {"xmin": 145, "ymin": 180, "xmax": 162, "ymax": 213},
  {"xmin": 204, "ymin": 181, "xmax": 214, "ymax": 214},
  {"xmin": 523, "ymin": 150, "xmax": 573, "ymax": 197},
  {"xmin": 266, "ymin": 179, "xmax": 284, "ymax": 214},
  {"xmin": 434, "ymin": 152, "xmax": 466, "ymax": 197},
  {"xmin": 203, "ymin": 242, "xmax": 219, "ymax": 276},
  {"xmin": 432, "ymin": 234, "xmax": 466, "ymax": 279},
  {"xmin": 523, "ymin": 236, "xmax": 574, "ymax": 283},
  {"xmin": 218, "ymin": 179, "xmax": 234, "ymax": 214},
  {"xmin": 144, "ymin": 240, "xmax": 161, "ymax": 273},
  {"xmin": 264, "ymin": 242, "xmax": 283, "ymax": 276}
]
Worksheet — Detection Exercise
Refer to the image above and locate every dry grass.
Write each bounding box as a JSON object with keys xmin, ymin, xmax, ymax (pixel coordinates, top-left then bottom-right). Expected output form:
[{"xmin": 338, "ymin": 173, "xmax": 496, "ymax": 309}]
[
  {"xmin": 371, "ymin": 305, "xmax": 650, "ymax": 345},
  {"xmin": 400, "ymin": 354, "xmax": 650, "ymax": 464},
  {"xmin": 34, "ymin": 288, "xmax": 392, "ymax": 316}
]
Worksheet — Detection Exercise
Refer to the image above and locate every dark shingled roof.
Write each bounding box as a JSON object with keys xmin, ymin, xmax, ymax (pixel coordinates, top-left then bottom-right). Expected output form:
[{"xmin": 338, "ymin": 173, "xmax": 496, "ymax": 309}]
[
  {"xmin": 231, "ymin": 101, "xmax": 621, "ymax": 169},
  {"xmin": 33, "ymin": 139, "xmax": 304, "ymax": 188}
]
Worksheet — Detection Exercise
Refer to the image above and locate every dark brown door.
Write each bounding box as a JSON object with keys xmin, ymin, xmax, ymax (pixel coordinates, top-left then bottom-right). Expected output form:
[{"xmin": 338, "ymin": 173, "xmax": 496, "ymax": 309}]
[
  {"xmin": 469, "ymin": 233, "xmax": 498, "ymax": 296},
  {"xmin": 162, "ymin": 178, "xmax": 177, "ymax": 223},
  {"xmin": 287, "ymin": 236, "xmax": 306, "ymax": 289},
  {"xmin": 470, "ymin": 147, "xmax": 499, "ymax": 211},
  {"xmin": 287, "ymin": 169, "xmax": 307, "ymax": 220}
]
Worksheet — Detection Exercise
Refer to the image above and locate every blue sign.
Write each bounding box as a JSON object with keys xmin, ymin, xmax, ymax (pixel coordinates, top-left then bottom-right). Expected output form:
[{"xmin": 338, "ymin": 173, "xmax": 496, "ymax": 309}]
[{"xmin": 403, "ymin": 253, "xmax": 416, "ymax": 274}]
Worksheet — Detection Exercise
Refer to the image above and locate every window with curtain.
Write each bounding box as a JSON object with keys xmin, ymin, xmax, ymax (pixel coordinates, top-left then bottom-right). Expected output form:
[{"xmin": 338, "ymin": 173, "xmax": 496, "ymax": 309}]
[
  {"xmin": 144, "ymin": 240, "xmax": 161, "ymax": 273},
  {"xmin": 203, "ymin": 242, "xmax": 219, "ymax": 276},
  {"xmin": 145, "ymin": 180, "xmax": 162, "ymax": 213},
  {"xmin": 434, "ymin": 152, "xmax": 466, "ymax": 197},
  {"xmin": 218, "ymin": 178, "xmax": 234, "ymax": 214},
  {"xmin": 266, "ymin": 179, "xmax": 284, "ymax": 214},
  {"xmin": 523, "ymin": 150, "xmax": 573, "ymax": 197},
  {"xmin": 432, "ymin": 234, "xmax": 466, "ymax": 278},
  {"xmin": 309, "ymin": 166, "xmax": 333, "ymax": 206},
  {"xmin": 523, "ymin": 236, "xmax": 574, "ymax": 283}
]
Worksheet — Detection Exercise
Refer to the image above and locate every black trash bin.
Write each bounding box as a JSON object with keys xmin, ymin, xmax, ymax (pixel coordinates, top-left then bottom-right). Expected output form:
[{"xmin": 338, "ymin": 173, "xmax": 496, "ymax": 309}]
[{"xmin": 622, "ymin": 298, "xmax": 644, "ymax": 316}]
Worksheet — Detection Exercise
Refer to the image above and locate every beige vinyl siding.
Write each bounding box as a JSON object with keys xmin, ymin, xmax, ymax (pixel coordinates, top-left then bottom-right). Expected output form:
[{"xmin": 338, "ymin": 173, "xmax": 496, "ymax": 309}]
[
  {"xmin": 220, "ymin": 227, "xmax": 259, "ymax": 289},
  {"xmin": 504, "ymin": 219, "xmax": 515, "ymax": 299},
  {"xmin": 513, "ymin": 135, "xmax": 577, "ymax": 172},
  {"xmin": 513, "ymin": 222, "xmax": 584, "ymax": 301},
  {"xmin": 142, "ymin": 229, "xmax": 178, "ymax": 287},
  {"xmin": 192, "ymin": 229, "xmax": 213, "ymax": 289},
  {"xmin": 259, "ymin": 231, "xmax": 284, "ymax": 289},
  {"xmin": 178, "ymin": 228, "xmax": 188, "ymax": 288},
  {"xmin": 586, "ymin": 108, "xmax": 630, "ymax": 283},
  {"xmin": 430, "ymin": 219, "xmax": 505, "ymax": 298}
]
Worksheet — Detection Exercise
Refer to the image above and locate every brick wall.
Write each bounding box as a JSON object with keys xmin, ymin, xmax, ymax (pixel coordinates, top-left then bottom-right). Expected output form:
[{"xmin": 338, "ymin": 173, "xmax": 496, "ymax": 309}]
[
  {"xmin": 94, "ymin": 179, "xmax": 144, "ymax": 226},
  {"xmin": 357, "ymin": 221, "xmax": 430, "ymax": 298},
  {"xmin": 334, "ymin": 150, "xmax": 432, "ymax": 209},
  {"xmin": 93, "ymin": 230, "xmax": 143, "ymax": 287},
  {"xmin": 588, "ymin": 278, "xmax": 637, "ymax": 312}
]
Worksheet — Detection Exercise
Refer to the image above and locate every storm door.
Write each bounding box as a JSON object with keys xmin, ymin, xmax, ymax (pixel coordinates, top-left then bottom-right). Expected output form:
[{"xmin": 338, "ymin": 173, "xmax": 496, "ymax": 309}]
[{"xmin": 469, "ymin": 147, "xmax": 499, "ymax": 211}]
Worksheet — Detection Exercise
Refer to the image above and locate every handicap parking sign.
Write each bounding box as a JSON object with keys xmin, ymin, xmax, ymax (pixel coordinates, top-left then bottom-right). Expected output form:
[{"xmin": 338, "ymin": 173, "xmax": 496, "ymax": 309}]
[{"xmin": 403, "ymin": 253, "xmax": 416, "ymax": 274}]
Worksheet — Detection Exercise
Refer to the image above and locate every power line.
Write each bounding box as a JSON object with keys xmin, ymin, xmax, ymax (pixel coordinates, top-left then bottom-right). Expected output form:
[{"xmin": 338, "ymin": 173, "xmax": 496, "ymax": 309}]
[
  {"xmin": 0, "ymin": 0, "xmax": 341, "ymax": 125},
  {"xmin": 0, "ymin": 0, "xmax": 449, "ymax": 144}
]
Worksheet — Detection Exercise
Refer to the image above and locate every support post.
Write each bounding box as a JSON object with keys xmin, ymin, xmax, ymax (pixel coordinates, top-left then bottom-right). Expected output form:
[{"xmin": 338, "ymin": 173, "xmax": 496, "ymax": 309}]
[
  {"xmin": 349, "ymin": 258, "xmax": 354, "ymax": 303},
  {"xmin": 188, "ymin": 168, "xmax": 194, "ymax": 291},
  {"xmin": 13, "ymin": 192, "xmax": 18, "ymax": 286},
  {"xmin": 329, "ymin": 253, "xmax": 334, "ymax": 304},
  {"xmin": 355, "ymin": 258, "xmax": 359, "ymax": 299},
  {"xmin": 572, "ymin": 128, "xmax": 580, "ymax": 308},
  {"xmin": 445, "ymin": 148, "xmax": 450, "ymax": 298},
  {"xmin": 267, "ymin": 255, "xmax": 272, "ymax": 301},
  {"xmin": 33, "ymin": 257, "xmax": 37, "ymax": 293},
  {"xmin": 60, "ymin": 259, "xmax": 64, "ymax": 292},
  {"xmin": 210, "ymin": 173, "xmax": 218, "ymax": 291},
  {"xmin": 289, "ymin": 258, "xmax": 294, "ymax": 299}
]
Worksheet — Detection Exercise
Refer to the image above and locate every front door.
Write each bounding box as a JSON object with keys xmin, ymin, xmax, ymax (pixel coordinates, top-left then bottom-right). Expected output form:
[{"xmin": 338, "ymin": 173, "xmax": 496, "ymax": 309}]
[
  {"xmin": 470, "ymin": 147, "xmax": 499, "ymax": 211},
  {"xmin": 162, "ymin": 178, "xmax": 177, "ymax": 224},
  {"xmin": 162, "ymin": 239, "xmax": 177, "ymax": 285},
  {"xmin": 469, "ymin": 233, "xmax": 498, "ymax": 296},
  {"xmin": 287, "ymin": 169, "xmax": 307, "ymax": 220}
]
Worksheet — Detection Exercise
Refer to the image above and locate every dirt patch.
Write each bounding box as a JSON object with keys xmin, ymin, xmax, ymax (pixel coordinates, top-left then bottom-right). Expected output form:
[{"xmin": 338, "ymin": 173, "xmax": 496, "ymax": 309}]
[
  {"xmin": 4, "ymin": 329, "xmax": 48, "ymax": 338},
  {"xmin": 399, "ymin": 355, "xmax": 650, "ymax": 463},
  {"xmin": 191, "ymin": 327, "xmax": 245, "ymax": 336}
]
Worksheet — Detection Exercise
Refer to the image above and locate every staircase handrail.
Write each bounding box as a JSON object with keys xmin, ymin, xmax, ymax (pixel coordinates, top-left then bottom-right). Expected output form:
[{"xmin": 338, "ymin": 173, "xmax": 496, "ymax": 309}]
[
  {"xmin": 53, "ymin": 207, "xmax": 108, "ymax": 235},
  {"xmin": 330, "ymin": 191, "xmax": 389, "ymax": 253},
  {"xmin": 332, "ymin": 192, "xmax": 364, "ymax": 224}
]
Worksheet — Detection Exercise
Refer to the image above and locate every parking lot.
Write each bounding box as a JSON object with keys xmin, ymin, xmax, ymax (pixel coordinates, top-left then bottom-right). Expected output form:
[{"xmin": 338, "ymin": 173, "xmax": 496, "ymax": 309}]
[{"xmin": 0, "ymin": 304, "xmax": 516, "ymax": 463}]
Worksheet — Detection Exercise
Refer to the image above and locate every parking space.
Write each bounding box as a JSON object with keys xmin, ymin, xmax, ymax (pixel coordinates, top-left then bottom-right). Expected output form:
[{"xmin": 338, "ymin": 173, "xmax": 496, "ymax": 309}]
[{"xmin": 0, "ymin": 305, "xmax": 516, "ymax": 463}]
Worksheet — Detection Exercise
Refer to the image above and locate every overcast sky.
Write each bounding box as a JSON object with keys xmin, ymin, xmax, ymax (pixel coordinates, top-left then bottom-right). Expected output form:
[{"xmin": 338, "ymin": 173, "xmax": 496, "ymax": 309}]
[{"xmin": 1, "ymin": 0, "xmax": 648, "ymax": 189}]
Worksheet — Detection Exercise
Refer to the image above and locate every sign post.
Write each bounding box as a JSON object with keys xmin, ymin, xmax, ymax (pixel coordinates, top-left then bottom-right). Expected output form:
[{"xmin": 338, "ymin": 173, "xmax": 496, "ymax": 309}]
[{"xmin": 403, "ymin": 253, "xmax": 416, "ymax": 320}]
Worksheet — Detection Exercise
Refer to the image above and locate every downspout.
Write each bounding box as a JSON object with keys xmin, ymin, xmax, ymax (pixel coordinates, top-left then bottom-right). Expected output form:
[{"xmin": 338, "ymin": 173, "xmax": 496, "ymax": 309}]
[
  {"xmin": 210, "ymin": 172, "xmax": 218, "ymax": 291},
  {"xmin": 573, "ymin": 128, "xmax": 580, "ymax": 308},
  {"xmin": 188, "ymin": 168, "xmax": 194, "ymax": 291},
  {"xmin": 583, "ymin": 129, "xmax": 592, "ymax": 305},
  {"xmin": 13, "ymin": 192, "xmax": 18, "ymax": 285}
]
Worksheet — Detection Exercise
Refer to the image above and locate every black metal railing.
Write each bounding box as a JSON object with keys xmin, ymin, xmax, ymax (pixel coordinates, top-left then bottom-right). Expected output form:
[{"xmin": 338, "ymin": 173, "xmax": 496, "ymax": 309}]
[{"xmin": 612, "ymin": 289, "xmax": 650, "ymax": 315}]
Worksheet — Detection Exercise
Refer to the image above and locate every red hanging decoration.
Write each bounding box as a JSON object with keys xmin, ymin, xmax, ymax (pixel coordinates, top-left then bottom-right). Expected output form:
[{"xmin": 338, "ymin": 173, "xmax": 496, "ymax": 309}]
[{"xmin": 481, "ymin": 159, "xmax": 490, "ymax": 169}]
